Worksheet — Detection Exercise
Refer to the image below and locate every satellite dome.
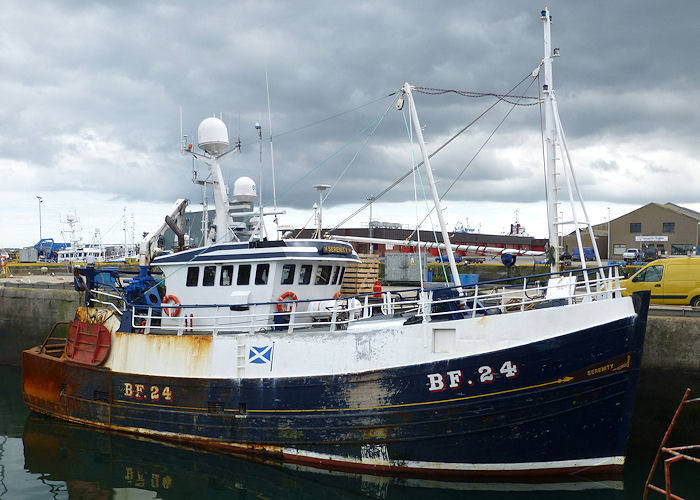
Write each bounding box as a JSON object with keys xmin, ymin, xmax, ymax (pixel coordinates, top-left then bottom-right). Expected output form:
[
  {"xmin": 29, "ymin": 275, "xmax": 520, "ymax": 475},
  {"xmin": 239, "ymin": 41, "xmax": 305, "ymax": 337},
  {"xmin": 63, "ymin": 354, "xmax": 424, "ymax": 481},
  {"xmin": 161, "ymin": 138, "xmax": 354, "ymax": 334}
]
[
  {"xmin": 232, "ymin": 176, "xmax": 257, "ymax": 202},
  {"xmin": 197, "ymin": 117, "xmax": 229, "ymax": 156}
]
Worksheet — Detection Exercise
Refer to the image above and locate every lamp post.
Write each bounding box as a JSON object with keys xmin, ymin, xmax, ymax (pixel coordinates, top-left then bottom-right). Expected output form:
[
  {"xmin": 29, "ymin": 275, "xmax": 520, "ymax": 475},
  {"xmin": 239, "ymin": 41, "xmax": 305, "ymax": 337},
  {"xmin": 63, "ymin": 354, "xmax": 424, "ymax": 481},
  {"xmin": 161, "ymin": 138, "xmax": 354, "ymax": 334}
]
[
  {"xmin": 36, "ymin": 196, "xmax": 43, "ymax": 241},
  {"xmin": 313, "ymin": 184, "xmax": 331, "ymax": 239}
]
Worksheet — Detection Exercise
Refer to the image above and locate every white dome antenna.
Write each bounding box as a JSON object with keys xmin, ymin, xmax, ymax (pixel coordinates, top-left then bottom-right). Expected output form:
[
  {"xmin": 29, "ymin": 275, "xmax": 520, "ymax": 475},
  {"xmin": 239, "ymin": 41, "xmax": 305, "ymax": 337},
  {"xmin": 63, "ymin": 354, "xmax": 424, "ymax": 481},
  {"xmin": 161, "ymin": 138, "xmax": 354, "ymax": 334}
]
[
  {"xmin": 233, "ymin": 176, "xmax": 257, "ymax": 203},
  {"xmin": 197, "ymin": 117, "xmax": 229, "ymax": 156}
]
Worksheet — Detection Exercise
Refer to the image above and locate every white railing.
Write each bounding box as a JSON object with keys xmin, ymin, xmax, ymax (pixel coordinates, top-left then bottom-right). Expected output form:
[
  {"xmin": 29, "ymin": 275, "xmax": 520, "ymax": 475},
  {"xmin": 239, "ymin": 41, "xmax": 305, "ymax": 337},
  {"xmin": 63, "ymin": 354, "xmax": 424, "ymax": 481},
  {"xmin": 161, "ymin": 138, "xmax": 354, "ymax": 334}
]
[
  {"xmin": 85, "ymin": 289, "xmax": 124, "ymax": 314},
  {"xmin": 131, "ymin": 265, "xmax": 624, "ymax": 336}
]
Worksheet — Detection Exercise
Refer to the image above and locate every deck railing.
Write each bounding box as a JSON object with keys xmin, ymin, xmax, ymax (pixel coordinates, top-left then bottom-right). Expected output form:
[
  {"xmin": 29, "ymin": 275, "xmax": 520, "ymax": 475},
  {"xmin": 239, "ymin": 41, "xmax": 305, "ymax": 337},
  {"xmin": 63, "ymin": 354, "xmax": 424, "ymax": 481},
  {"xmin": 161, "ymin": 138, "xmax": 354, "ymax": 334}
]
[{"xmin": 129, "ymin": 265, "xmax": 624, "ymax": 336}]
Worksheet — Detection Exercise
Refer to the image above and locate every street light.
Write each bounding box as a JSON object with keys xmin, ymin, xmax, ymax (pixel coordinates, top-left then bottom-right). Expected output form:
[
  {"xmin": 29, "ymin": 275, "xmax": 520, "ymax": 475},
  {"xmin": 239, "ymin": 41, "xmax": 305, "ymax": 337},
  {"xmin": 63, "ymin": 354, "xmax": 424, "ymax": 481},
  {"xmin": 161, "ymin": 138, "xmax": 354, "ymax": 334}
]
[
  {"xmin": 313, "ymin": 184, "xmax": 331, "ymax": 239},
  {"xmin": 36, "ymin": 196, "xmax": 43, "ymax": 241}
]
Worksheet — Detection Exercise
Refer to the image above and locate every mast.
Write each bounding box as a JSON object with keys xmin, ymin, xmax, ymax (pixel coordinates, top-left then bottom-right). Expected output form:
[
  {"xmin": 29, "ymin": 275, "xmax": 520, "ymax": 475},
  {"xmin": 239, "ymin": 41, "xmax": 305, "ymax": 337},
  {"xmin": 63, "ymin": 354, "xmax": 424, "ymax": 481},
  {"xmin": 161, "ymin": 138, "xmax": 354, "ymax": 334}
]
[
  {"xmin": 541, "ymin": 7, "xmax": 560, "ymax": 272},
  {"xmin": 402, "ymin": 83, "xmax": 461, "ymax": 287},
  {"xmin": 255, "ymin": 121, "xmax": 267, "ymax": 239},
  {"xmin": 190, "ymin": 117, "xmax": 235, "ymax": 244},
  {"xmin": 210, "ymin": 158, "xmax": 233, "ymax": 242},
  {"xmin": 123, "ymin": 207, "xmax": 127, "ymax": 254},
  {"xmin": 539, "ymin": 7, "xmax": 602, "ymax": 282}
]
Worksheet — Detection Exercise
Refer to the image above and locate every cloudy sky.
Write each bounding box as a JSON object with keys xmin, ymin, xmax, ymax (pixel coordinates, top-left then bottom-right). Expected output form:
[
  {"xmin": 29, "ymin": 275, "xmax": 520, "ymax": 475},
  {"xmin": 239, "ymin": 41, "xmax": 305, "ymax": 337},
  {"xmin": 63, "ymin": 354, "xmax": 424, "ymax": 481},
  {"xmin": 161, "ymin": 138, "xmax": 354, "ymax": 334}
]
[{"xmin": 1, "ymin": 0, "xmax": 699, "ymax": 248}]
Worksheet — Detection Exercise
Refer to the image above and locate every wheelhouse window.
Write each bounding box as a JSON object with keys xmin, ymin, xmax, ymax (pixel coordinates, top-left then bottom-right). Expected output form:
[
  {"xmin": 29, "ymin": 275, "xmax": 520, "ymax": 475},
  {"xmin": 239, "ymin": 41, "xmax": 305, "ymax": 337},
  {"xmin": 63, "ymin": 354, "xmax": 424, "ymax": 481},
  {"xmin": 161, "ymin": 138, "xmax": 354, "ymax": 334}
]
[
  {"xmin": 632, "ymin": 265, "xmax": 663, "ymax": 282},
  {"xmin": 315, "ymin": 265, "xmax": 332, "ymax": 285},
  {"xmin": 280, "ymin": 264, "xmax": 295, "ymax": 285},
  {"xmin": 237, "ymin": 264, "xmax": 251, "ymax": 285},
  {"xmin": 298, "ymin": 264, "xmax": 313, "ymax": 285},
  {"xmin": 255, "ymin": 264, "xmax": 270, "ymax": 285},
  {"xmin": 662, "ymin": 222, "xmax": 675, "ymax": 233},
  {"xmin": 330, "ymin": 266, "xmax": 340, "ymax": 285},
  {"xmin": 186, "ymin": 267, "xmax": 199, "ymax": 287},
  {"xmin": 220, "ymin": 265, "xmax": 233, "ymax": 286},
  {"xmin": 203, "ymin": 265, "xmax": 216, "ymax": 286},
  {"xmin": 629, "ymin": 222, "xmax": 641, "ymax": 233},
  {"xmin": 337, "ymin": 266, "xmax": 345, "ymax": 285}
]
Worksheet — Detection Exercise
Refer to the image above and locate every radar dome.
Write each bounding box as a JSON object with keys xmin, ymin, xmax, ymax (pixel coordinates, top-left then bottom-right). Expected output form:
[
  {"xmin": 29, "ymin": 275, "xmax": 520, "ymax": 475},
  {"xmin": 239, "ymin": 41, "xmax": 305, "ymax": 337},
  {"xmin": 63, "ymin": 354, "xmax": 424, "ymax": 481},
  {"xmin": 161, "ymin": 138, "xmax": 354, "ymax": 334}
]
[
  {"xmin": 232, "ymin": 176, "xmax": 257, "ymax": 202},
  {"xmin": 197, "ymin": 117, "xmax": 229, "ymax": 156}
]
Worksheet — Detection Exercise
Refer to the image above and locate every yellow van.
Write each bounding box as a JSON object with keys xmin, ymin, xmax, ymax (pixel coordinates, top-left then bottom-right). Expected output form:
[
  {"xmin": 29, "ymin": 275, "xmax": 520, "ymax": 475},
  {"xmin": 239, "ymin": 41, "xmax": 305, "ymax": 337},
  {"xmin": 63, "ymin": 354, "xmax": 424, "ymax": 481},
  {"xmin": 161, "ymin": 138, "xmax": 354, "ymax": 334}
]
[{"xmin": 619, "ymin": 257, "xmax": 700, "ymax": 306}]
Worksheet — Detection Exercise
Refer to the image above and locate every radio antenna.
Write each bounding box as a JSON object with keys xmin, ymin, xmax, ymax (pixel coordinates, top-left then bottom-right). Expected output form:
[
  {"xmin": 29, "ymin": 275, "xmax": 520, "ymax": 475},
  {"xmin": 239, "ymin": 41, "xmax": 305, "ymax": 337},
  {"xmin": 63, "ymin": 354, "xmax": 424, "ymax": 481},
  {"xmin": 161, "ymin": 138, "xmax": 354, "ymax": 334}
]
[{"xmin": 265, "ymin": 64, "xmax": 278, "ymax": 212}]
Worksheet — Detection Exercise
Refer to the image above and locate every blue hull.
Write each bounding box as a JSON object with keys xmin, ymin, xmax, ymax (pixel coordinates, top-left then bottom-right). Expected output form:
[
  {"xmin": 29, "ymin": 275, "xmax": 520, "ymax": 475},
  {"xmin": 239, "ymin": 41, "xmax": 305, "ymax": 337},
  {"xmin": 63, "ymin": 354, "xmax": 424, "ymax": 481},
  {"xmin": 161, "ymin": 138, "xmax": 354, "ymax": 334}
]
[{"xmin": 23, "ymin": 293, "xmax": 649, "ymax": 476}]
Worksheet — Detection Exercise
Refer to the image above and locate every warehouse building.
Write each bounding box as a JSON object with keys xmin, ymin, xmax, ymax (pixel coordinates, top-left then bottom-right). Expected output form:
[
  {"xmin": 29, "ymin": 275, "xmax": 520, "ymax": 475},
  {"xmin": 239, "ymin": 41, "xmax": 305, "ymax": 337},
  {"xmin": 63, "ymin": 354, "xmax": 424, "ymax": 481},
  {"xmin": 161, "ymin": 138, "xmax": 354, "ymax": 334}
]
[{"xmin": 563, "ymin": 203, "xmax": 700, "ymax": 259}]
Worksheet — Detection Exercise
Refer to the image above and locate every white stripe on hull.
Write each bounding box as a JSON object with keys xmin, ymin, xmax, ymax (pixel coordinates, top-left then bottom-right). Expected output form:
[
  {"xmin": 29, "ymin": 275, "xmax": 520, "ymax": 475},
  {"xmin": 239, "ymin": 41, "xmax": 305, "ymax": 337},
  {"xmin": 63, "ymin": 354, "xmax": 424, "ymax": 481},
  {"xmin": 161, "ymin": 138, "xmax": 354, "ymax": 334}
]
[{"xmin": 283, "ymin": 446, "xmax": 625, "ymax": 472}]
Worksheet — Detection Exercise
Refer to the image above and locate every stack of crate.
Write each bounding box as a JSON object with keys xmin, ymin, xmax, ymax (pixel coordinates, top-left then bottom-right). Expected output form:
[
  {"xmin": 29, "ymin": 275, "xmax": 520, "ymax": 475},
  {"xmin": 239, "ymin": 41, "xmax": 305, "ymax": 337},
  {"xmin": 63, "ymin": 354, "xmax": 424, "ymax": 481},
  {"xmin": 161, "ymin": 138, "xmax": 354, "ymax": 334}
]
[{"xmin": 341, "ymin": 253, "xmax": 380, "ymax": 296}]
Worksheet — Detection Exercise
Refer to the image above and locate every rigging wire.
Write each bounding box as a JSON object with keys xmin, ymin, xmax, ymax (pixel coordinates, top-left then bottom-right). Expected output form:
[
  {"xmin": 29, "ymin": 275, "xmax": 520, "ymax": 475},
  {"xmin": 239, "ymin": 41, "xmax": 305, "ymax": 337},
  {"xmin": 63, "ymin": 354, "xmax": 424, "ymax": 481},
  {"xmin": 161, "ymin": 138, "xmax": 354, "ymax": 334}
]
[
  {"xmin": 237, "ymin": 91, "xmax": 399, "ymax": 151},
  {"xmin": 274, "ymin": 105, "xmax": 400, "ymax": 204},
  {"xmin": 327, "ymin": 71, "xmax": 538, "ymax": 234},
  {"xmin": 404, "ymin": 73, "xmax": 540, "ymax": 239},
  {"xmin": 293, "ymin": 209, "xmax": 319, "ymax": 239},
  {"xmin": 402, "ymin": 107, "xmax": 448, "ymax": 285},
  {"xmin": 413, "ymin": 87, "xmax": 540, "ymax": 106},
  {"xmin": 321, "ymin": 94, "xmax": 400, "ymax": 205},
  {"xmin": 407, "ymin": 106, "xmax": 426, "ymax": 291}
]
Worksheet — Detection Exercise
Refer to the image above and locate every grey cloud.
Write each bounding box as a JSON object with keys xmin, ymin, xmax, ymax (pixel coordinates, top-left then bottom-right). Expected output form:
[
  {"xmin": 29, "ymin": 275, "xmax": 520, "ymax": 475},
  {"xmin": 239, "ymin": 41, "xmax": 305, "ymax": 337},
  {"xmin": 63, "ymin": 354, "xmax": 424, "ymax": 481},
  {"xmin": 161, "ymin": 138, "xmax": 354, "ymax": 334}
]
[{"xmin": 2, "ymin": 0, "xmax": 700, "ymax": 245}]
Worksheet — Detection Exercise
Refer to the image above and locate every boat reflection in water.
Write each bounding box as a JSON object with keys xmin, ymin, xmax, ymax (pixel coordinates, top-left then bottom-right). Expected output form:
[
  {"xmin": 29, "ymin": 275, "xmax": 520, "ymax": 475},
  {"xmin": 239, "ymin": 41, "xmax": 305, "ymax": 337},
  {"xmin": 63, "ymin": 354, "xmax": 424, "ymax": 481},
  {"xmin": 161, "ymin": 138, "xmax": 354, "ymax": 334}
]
[{"xmin": 22, "ymin": 413, "xmax": 625, "ymax": 500}]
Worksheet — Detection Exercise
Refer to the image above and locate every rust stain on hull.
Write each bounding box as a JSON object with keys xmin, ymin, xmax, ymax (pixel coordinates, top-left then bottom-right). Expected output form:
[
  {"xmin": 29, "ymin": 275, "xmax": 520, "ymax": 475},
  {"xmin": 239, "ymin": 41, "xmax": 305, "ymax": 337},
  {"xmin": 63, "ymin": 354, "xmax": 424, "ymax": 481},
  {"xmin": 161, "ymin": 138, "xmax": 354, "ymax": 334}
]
[
  {"xmin": 22, "ymin": 350, "xmax": 65, "ymax": 407},
  {"xmin": 109, "ymin": 332, "xmax": 212, "ymax": 377}
]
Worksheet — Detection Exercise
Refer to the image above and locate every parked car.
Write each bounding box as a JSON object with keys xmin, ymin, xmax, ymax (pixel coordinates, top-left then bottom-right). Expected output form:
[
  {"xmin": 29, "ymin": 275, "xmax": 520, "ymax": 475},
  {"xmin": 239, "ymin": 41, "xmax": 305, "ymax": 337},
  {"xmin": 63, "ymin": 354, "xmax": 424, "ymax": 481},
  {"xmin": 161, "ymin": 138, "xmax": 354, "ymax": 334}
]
[
  {"xmin": 643, "ymin": 247, "xmax": 660, "ymax": 262},
  {"xmin": 619, "ymin": 257, "xmax": 700, "ymax": 306},
  {"xmin": 622, "ymin": 248, "xmax": 640, "ymax": 262},
  {"xmin": 559, "ymin": 251, "xmax": 572, "ymax": 262}
]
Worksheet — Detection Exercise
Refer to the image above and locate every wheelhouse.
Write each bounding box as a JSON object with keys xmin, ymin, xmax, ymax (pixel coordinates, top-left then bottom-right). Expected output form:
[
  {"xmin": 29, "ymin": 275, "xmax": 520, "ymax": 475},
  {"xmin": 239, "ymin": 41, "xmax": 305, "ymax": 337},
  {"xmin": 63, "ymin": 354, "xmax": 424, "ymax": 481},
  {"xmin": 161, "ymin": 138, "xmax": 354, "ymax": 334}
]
[{"xmin": 150, "ymin": 239, "xmax": 360, "ymax": 332}]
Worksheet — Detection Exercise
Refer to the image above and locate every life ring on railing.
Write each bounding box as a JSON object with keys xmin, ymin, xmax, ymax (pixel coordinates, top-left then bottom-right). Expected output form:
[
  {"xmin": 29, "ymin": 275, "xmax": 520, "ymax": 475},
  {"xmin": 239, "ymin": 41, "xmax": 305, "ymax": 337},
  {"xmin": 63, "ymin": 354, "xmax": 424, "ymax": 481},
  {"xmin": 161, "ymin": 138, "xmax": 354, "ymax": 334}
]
[
  {"xmin": 162, "ymin": 294, "xmax": 181, "ymax": 317},
  {"xmin": 0, "ymin": 256, "xmax": 6, "ymax": 267},
  {"xmin": 333, "ymin": 292, "xmax": 342, "ymax": 299},
  {"xmin": 277, "ymin": 291, "xmax": 298, "ymax": 313}
]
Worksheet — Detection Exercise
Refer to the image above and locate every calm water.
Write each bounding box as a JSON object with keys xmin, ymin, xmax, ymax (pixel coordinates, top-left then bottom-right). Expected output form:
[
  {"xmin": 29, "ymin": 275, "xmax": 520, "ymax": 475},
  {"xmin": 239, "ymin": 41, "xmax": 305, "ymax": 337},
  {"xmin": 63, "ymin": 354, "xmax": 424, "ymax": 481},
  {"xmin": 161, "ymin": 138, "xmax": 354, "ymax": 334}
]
[{"xmin": 1, "ymin": 364, "xmax": 698, "ymax": 499}]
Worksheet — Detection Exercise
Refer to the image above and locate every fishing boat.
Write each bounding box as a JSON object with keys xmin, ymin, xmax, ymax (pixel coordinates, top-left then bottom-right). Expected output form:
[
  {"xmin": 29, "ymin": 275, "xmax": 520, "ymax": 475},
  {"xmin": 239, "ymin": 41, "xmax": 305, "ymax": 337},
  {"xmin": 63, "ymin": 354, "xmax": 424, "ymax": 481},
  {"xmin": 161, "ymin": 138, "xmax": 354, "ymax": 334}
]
[
  {"xmin": 23, "ymin": 8, "xmax": 648, "ymax": 477},
  {"xmin": 56, "ymin": 214, "xmax": 107, "ymax": 264}
]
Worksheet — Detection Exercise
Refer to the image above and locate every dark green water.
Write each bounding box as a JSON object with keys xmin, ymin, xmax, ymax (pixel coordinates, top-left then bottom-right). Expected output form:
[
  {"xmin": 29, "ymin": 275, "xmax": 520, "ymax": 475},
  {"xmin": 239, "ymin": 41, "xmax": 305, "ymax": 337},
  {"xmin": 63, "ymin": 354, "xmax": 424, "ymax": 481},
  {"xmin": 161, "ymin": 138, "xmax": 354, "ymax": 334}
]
[{"xmin": 1, "ymin": 365, "xmax": 697, "ymax": 499}]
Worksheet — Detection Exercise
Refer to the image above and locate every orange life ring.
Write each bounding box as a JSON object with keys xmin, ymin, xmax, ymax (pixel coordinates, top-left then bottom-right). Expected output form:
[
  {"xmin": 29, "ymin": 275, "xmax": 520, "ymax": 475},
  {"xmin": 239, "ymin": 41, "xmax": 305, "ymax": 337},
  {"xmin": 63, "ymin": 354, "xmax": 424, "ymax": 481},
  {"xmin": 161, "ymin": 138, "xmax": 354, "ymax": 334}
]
[
  {"xmin": 277, "ymin": 291, "xmax": 298, "ymax": 313},
  {"xmin": 162, "ymin": 294, "xmax": 181, "ymax": 317},
  {"xmin": 333, "ymin": 292, "xmax": 342, "ymax": 298}
]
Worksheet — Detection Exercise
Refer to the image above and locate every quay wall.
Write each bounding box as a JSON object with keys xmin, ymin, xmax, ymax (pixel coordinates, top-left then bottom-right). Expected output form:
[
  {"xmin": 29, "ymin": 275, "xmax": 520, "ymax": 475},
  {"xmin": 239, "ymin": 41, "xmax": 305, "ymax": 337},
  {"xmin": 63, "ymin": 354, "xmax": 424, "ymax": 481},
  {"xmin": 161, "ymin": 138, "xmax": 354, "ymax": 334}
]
[
  {"xmin": 644, "ymin": 316, "xmax": 700, "ymax": 371},
  {"xmin": 0, "ymin": 286, "xmax": 80, "ymax": 365}
]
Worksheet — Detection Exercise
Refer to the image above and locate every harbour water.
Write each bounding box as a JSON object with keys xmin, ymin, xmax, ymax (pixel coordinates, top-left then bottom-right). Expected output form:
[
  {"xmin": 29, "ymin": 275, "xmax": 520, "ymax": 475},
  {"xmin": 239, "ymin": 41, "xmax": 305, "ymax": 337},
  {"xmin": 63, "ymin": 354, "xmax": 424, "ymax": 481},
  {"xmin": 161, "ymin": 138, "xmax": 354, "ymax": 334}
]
[{"xmin": 1, "ymin": 364, "xmax": 697, "ymax": 499}]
